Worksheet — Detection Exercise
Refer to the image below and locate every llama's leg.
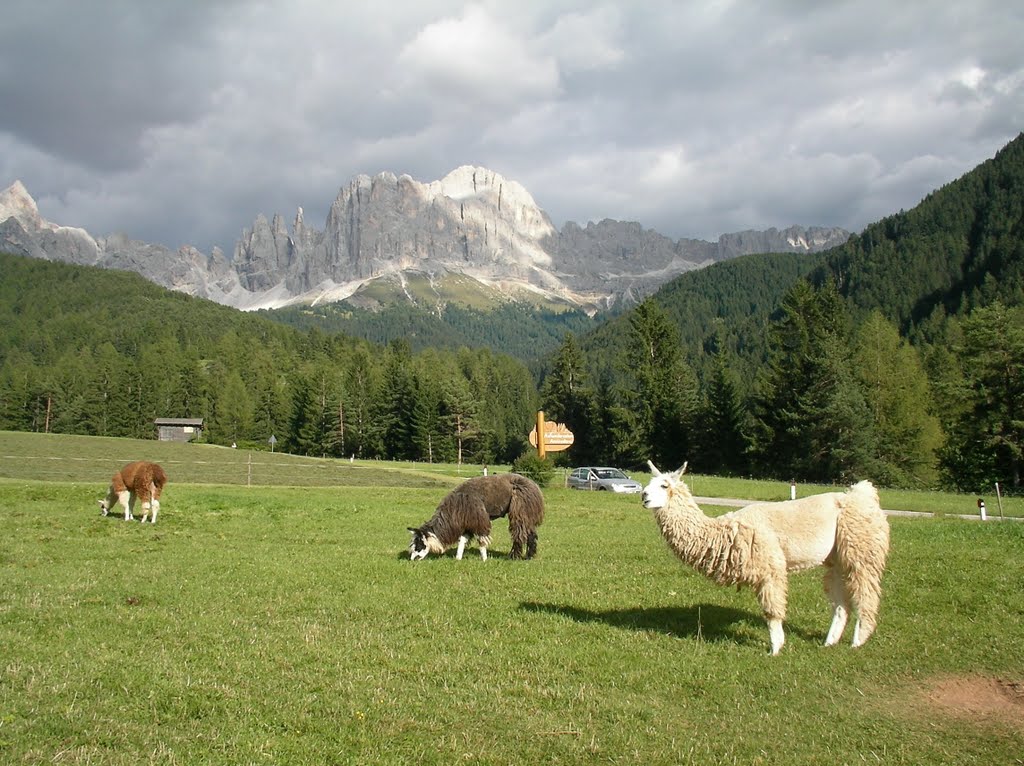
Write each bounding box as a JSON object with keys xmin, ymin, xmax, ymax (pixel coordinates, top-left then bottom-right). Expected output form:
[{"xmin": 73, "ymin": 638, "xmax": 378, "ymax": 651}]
[
  {"xmin": 456, "ymin": 535, "xmax": 469, "ymax": 560},
  {"xmin": 768, "ymin": 619, "xmax": 785, "ymax": 656},
  {"xmin": 823, "ymin": 566, "xmax": 850, "ymax": 647},
  {"xmin": 120, "ymin": 491, "xmax": 133, "ymax": 520},
  {"xmin": 848, "ymin": 573, "xmax": 883, "ymax": 648},
  {"xmin": 508, "ymin": 517, "xmax": 526, "ymax": 560},
  {"xmin": 757, "ymin": 577, "xmax": 788, "ymax": 656},
  {"xmin": 478, "ymin": 535, "xmax": 491, "ymax": 561},
  {"xmin": 149, "ymin": 483, "xmax": 160, "ymax": 523},
  {"xmin": 525, "ymin": 530, "xmax": 538, "ymax": 559}
]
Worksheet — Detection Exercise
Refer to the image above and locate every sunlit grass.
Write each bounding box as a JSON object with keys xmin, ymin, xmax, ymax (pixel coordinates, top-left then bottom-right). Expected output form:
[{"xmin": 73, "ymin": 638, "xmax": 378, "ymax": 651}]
[{"xmin": 1, "ymin": 472, "xmax": 1022, "ymax": 764}]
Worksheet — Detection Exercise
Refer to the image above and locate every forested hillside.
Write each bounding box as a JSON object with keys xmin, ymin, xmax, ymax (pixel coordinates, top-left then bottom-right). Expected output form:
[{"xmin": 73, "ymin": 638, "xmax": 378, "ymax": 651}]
[
  {"xmin": 263, "ymin": 299, "xmax": 599, "ymax": 362},
  {"xmin": 539, "ymin": 133, "xmax": 1024, "ymax": 491},
  {"xmin": 0, "ymin": 254, "xmax": 538, "ymax": 464},
  {"xmin": 820, "ymin": 132, "xmax": 1024, "ymax": 334},
  {"xmin": 576, "ymin": 250, "xmax": 825, "ymax": 386}
]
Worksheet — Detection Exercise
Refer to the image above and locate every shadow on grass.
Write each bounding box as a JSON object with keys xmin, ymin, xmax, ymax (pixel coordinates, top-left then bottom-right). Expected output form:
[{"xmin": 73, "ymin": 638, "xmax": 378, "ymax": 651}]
[
  {"xmin": 520, "ymin": 601, "xmax": 818, "ymax": 647},
  {"xmin": 395, "ymin": 548, "xmax": 517, "ymax": 561}
]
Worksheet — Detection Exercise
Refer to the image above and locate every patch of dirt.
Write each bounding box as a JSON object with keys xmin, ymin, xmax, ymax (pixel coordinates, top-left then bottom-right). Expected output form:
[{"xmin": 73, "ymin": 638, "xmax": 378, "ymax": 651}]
[{"xmin": 918, "ymin": 675, "xmax": 1024, "ymax": 731}]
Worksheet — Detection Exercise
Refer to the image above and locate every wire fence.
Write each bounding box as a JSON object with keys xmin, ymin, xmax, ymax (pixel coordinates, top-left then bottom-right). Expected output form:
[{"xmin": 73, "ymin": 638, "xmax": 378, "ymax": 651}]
[{"xmin": 0, "ymin": 451, "xmax": 458, "ymax": 489}]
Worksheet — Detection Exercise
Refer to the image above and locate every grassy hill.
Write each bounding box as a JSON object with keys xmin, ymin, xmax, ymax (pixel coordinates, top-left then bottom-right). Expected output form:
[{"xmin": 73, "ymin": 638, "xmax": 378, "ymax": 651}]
[{"xmin": 0, "ymin": 431, "xmax": 468, "ymax": 489}]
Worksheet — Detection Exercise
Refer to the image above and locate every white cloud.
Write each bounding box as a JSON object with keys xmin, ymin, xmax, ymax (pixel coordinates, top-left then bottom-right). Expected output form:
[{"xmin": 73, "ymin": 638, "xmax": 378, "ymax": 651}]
[
  {"xmin": 539, "ymin": 6, "xmax": 625, "ymax": 73},
  {"xmin": 397, "ymin": 4, "xmax": 560, "ymax": 108}
]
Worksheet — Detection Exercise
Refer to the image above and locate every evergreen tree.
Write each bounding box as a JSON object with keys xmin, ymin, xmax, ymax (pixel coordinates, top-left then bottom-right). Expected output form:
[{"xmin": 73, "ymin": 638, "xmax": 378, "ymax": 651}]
[
  {"xmin": 940, "ymin": 302, "xmax": 1024, "ymax": 490},
  {"xmin": 752, "ymin": 280, "xmax": 874, "ymax": 482},
  {"xmin": 0, "ymin": 351, "xmax": 42, "ymax": 431},
  {"xmin": 442, "ymin": 375, "xmax": 483, "ymax": 467},
  {"xmin": 91, "ymin": 342, "xmax": 135, "ymax": 437},
  {"xmin": 484, "ymin": 353, "xmax": 537, "ymax": 462},
  {"xmin": 289, "ymin": 367, "xmax": 335, "ymax": 456},
  {"xmin": 621, "ymin": 299, "xmax": 701, "ymax": 469},
  {"xmin": 541, "ymin": 333, "xmax": 599, "ymax": 464},
  {"xmin": 588, "ymin": 369, "xmax": 619, "ymax": 465},
  {"xmin": 701, "ymin": 348, "xmax": 751, "ymax": 475},
  {"xmin": 854, "ymin": 311, "xmax": 943, "ymax": 487},
  {"xmin": 377, "ymin": 340, "xmax": 418, "ymax": 460},
  {"xmin": 216, "ymin": 371, "xmax": 256, "ymax": 446},
  {"xmin": 342, "ymin": 347, "xmax": 381, "ymax": 459},
  {"xmin": 800, "ymin": 334, "xmax": 875, "ymax": 482},
  {"xmin": 48, "ymin": 349, "xmax": 94, "ymax": 434},
  {"xmin": 411, "ymin": 369, "xmax": 447, "ymax": 463}
]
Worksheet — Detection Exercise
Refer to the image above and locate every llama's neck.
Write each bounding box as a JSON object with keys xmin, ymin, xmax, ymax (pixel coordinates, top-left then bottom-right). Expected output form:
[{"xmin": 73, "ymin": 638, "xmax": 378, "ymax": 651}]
[
  {"xmin": 653, "ymin": 486, "xmax": 751, "ymax": 586},
  {"xmin": 653, "ymin": 486, "xmax": 710, "ymax": 554},
  {"xmin": 422, "ymin": 515, "xmax": 457, "ymax": 547}
]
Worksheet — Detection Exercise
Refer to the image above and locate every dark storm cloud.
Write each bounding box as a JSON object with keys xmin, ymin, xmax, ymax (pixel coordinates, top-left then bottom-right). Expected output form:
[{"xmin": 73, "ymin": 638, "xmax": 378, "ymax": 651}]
[
  {"xmin": 0, "ymin": 2, "xmax": 239, "ymax": 171},
  {"xmin": 1, "ymin": 1, "xmax": 1021, "ymax": 253}
]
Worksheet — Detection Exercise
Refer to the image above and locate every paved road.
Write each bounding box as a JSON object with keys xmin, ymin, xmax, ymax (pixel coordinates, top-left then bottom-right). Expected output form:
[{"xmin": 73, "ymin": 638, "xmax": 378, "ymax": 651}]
[{"xmin": 693, "ymin": 496, "xmax": 1021, "ymax": 522}]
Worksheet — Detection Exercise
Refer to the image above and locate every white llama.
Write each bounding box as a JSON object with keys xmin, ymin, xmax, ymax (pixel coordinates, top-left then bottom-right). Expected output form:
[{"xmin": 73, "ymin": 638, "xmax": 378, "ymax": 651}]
[{"xmin": 642, "ymin": 462, "xmax": 889, "ymax": 655}]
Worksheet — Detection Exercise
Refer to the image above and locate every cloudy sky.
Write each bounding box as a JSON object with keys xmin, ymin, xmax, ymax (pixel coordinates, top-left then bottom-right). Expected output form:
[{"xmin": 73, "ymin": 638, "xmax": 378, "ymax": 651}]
[{"xmin": 1, "ymin": 1, "xmax": 1021, "ymax": 254}]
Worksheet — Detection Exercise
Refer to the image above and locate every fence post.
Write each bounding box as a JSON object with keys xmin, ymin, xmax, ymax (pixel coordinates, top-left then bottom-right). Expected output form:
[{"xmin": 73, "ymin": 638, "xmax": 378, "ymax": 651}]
[{"xmin": 247, "ymin": 452, "xmax": 252, "ymax": 488}]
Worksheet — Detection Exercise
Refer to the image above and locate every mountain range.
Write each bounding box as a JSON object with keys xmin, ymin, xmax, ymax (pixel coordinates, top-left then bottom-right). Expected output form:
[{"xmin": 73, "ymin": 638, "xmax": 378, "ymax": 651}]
[{"xmin": 0, "ymin": 168, "xmax": 849, "ymax": 312}]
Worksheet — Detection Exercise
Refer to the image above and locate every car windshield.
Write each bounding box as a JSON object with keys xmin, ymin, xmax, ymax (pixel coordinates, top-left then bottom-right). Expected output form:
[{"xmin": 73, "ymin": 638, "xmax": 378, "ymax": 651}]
[{"xmin": 594, "ymin": 469, "xmax": 628, "ymax": 480}]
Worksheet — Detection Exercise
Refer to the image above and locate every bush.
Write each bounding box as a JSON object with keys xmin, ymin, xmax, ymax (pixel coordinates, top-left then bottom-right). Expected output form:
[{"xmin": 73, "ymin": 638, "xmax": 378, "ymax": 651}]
[{"xmin": 511, "ymin": 451, "xmax": 555, "ymax": 487}]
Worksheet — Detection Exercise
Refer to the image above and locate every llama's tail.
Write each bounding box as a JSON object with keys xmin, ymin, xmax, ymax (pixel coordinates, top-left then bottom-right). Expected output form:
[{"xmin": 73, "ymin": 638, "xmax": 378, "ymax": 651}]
[
  {"xmin": 508, "ymin": 475, "xmax": 545, "ymax": 526},
  {"xmin": 835, "ymin": 480, "xmax": 890, "ymax": 644},
  {"xmin": 152, "ymin": 463, "xmax": 168, "ymax": 491},
  {"xmin": 507, "ymin": 474, "xmax": 545, "ymax": 559}
]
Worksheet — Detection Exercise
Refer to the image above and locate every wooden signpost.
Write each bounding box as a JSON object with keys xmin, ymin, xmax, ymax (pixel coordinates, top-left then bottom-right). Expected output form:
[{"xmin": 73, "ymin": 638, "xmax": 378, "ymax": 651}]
[{"xmin": 529, "ymin": 410, "xmax": 574, "ymax": 459}]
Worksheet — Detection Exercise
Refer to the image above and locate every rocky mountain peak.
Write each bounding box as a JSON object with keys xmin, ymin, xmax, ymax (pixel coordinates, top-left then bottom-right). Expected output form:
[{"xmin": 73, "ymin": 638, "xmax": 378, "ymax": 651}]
[
  {"xmin": 0, "ymin": 180, "xmax": 43, "ymax": 228},
  {"xmin": 1, "ymin": 180, "xmax": 100, "ymax": 264},
  {"xmin": 1, "ymin": 174, "xmax": 850, "ymax": 312}
]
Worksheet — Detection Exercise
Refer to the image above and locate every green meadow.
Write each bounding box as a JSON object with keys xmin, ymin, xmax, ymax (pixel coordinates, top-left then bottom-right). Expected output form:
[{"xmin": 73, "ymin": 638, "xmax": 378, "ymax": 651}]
[{"xmin": 0, "ymin": 432, "xmax": 1021, "ymax": 764}]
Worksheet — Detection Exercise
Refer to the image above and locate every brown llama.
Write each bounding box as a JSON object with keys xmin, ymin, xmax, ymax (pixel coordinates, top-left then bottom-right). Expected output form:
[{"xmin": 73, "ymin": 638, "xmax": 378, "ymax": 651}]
[{"xmin": 98, "ymin": 461, "xmax": 168, "ymax": 524}]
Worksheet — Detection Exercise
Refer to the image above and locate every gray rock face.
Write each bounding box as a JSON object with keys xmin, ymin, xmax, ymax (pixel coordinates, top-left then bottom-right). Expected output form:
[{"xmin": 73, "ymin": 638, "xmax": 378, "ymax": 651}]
[
  {"xmin": 1, "ymin": 171, "xmax": 850, "ymax": 311},
  {"xmin": 0, "ymin": 180, "xmax": 101, "ymax": 265}
]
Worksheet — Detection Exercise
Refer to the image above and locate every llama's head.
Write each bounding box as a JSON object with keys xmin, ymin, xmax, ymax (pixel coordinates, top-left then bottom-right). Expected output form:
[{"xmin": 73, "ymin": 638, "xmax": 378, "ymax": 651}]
[
  {"xmin": 407, "ymin": 526, "xmax": 443, "ymax": 561},
  {"xmin": 98, "ymin": 498, "xmax": 111, "ymax": 514},
  {"xmin": 641, "ymin": 460, "xmax": 688, "ymax": 509}
]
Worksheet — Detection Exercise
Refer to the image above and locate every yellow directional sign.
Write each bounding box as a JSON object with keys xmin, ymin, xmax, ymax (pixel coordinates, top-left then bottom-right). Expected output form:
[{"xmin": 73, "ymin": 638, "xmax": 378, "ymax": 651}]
[{"xmin": 529, "ymin": 412, "xmax": 574, "ymax": 457}]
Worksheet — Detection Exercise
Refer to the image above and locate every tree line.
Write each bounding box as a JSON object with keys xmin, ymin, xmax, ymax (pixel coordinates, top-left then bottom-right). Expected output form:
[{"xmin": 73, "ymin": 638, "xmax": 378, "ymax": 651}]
[{"xmin": 540, "ymin": 287, "xmax": 1023, "ymax": 492}]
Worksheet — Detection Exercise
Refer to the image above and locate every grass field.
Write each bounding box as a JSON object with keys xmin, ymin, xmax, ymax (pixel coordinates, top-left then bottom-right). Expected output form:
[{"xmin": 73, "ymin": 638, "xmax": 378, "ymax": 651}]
[{"xmin": 1, "ymin": 432, "xmax": 1022, "ymax": 764}]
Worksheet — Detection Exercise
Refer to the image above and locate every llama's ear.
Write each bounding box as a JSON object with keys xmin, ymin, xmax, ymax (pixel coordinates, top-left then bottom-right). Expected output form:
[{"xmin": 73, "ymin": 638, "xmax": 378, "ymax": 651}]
[
  {"xmin": 679, "ymin": 461, "xmax": 688, "ymax": 475},
  {"xmin": 647, "ymin": 460, "xmax": 661, "ymax": 477},
  {"xmin": 407, "ymin": 527, "xmax": 418, "ymax": 533}
]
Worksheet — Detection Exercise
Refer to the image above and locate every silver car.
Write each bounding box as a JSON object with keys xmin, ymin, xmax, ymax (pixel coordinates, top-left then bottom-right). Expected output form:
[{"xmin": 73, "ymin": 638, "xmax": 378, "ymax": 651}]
[{"xmin": 567, "ymin": 466, "xmax": 643, "ymax": 493}]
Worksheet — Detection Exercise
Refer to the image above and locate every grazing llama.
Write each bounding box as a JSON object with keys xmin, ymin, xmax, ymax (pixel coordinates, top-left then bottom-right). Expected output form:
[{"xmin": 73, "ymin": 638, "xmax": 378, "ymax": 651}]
[
  {"xmin": 408, "ymin": 473, "xmax": 545, "ymax": 561},
  {"xmin": 642, "ymin": 462, "xmax": 889, "ymax": 655},
  {"xmin": 98, "ymin": 461, "xmax": 168, "ymax": 524}
]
